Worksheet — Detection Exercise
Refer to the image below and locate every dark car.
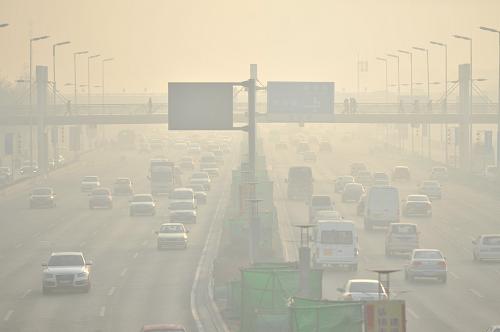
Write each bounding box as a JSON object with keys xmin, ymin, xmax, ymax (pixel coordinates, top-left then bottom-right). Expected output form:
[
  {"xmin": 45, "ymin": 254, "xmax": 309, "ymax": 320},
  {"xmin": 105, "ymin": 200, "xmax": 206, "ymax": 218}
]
[
  {"xmin": 30, "ymin": 187, "xmax": 56, "ymax": 208},
  {"xmin": 342, "ymin": 183, "xmax": 365, "ymax": 203},
  {"xmin": 113, "ymin": 178, "xmax": 133, "ymax": 195},
  {"xmin": 89, "ymin": 188, "xmax": 113, "ymax": 209},
  {"xmin": 392, "ymin": 166, "xmax": 411, "ymax": 181}
]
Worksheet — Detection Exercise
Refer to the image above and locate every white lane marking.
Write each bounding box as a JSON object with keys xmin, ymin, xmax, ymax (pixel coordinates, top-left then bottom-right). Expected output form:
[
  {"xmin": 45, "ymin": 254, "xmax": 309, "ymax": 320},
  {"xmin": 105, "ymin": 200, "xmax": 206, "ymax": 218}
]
[
  {"xmin": 22, "ymin": 289, "xmax": 32, "ymax": 298},
  {"xmin": 107, "ymin": 287, "xmax": 116, "ymax": 296},
  {"xmin": 120, "ymin": 268, "xmax": 128, "ymax": 277},
  {"xmin": 469, "ymin": 288, "xmax": 484, "ymax": 298},
  {"xmin": 406, "ymin": 307, "xmax": 420, "ymax": 320},
  {"xmin": 99, "ymin": 306, "xmax": 106, "ymax": 317},
  {"xmin": 449, "ymin": 271, "xmax": 460, "ymax": 280},
  {"xmin": 3, "ymin": 310, "xmax": 14, "ymax": 321},
  {"xmin": 133, "ymin": 252, "xmax": 139, "ymax": 259}
]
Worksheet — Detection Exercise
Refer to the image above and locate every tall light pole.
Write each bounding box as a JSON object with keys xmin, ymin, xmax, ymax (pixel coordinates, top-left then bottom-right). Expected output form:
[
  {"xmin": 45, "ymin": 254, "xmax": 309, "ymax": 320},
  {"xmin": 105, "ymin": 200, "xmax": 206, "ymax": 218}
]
[
  {"xmin": 398, "ymin": 49, "xmax": 414, "ymax": 153},
  {"xmin": 29, "ymin": 35, "xmax": 50, "ymax": 166},
  {"xmin": 88, "ymin": 54, "xmax": 100, "ymax": 106},
  {"xmin": 479, "ymin": 26, "xmax": 500, "ymax": 167},
  {"xmin": 73, "ymin": 51, "xmax": 88, "ymax": 109},
  {"xmin": 398, "ymin": 49, "xmax": 413, "ymax": 99},
  {"xmin": 376, "ymin": 57, "xmax": 388, "ymax": 103},
  {"xmin": 453, "ymin": 34, "xmax": 473, "ymax": 170},
  {"xmin": 52, "ymin": 41, "xmax": 71, "ymax": 107},
  {"xmin": 431, "ymin": 41, "xmax": 448, "ymax": 165},
  {"xmin": 387, "ymin": 54, "xmax": 400, "ymax": 102},
  {"xmin": 102, "ymin": 57, "xmax": 114, "ymax": 112},
  {"xmin": 414, "ymin": 46, "xmax": 431, "ymax": 159}
]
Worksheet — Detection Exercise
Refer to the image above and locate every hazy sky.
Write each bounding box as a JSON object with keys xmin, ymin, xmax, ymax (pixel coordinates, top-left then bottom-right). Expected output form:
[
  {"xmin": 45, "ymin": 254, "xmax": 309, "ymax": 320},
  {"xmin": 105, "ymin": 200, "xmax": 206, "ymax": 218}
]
[{"xmin": 0, "ymin": 0, "xmax": 499, "ymax": 99}]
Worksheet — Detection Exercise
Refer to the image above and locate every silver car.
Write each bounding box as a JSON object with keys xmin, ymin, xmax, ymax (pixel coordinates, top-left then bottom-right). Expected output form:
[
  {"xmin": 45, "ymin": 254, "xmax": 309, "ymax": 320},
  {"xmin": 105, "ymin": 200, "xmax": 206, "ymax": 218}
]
[
  {"xmin": 405, "ymin": 249, "xmax": 447, "ymax": 283},
  {"xmin": 42, "ymin": 252, "xmax": 92, "ymax": 294}
]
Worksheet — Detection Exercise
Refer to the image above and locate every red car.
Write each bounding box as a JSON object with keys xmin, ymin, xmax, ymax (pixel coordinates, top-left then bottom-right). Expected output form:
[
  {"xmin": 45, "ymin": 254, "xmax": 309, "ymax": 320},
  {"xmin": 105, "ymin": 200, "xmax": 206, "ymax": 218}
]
[{"xmin": 140, "ymin": 324, "xmax": 187, "ymax": 332}]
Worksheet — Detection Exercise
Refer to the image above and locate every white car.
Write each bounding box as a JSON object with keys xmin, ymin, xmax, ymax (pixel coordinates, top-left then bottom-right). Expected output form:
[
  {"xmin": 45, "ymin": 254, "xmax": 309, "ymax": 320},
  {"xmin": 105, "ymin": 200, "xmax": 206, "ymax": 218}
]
[
  {"xmin": 129, "ymin": 194, "xmax": 156, "ymax": 216},
  {"xmin": 313, "ymin": 210, "xmax": 342, "ymax": 224},
  {"xmin": 418, "ymin": 180, "xmax": 442, "ymax": 199},
  {"xmin": 42, "ymin": 252, "xmax": 92, "ymax": 294},
  {"xmin": 81, "ymin": 175, "xmax": 100, "ymax": 192},
  {"xmin": 337, "ymin": 279, "xmax": 387, "ymax": 301},
  {"xmin": 473, "ymin": 234, "xmax": 500, "ymax": 261},
  {"xmin": 168, "ymin": 201, "xmax": 197, "ymax": 224},
  {"xmin": 156, "ymin": 223, "xmax": 189, "ymax": 249},
  {"xmin": 405, "ymin": 249, "xmax": 447, "ymax": 283},
  {"xmin": 430, "ymin": 166, "xmax": 448, "ymax": 181},
  {"xmin": 190, "ymin": 172, "xmax": 211, "ymax": 191},
  {"xmin": 486, "ymin": 325, "xmax": 500, "ymax": 332}
]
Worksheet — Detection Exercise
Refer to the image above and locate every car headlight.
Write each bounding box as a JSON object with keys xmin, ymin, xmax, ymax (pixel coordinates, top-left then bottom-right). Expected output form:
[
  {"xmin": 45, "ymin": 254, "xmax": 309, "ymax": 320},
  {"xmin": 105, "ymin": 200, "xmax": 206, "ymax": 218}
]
[{"xmin": 77, "ymin": 272, "xmax": 89, "ymax": 278}]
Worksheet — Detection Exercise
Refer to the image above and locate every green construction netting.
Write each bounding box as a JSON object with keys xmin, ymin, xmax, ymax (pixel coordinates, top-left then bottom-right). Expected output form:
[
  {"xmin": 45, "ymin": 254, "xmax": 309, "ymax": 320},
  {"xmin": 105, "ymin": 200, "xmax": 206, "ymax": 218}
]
[
  {"xmin": 240, "ymin": 265, "xmax": 323, "ymax": 332},
  {"xmin": 289, "ymin": 297, "xmax": 363, "ymax": 332}
]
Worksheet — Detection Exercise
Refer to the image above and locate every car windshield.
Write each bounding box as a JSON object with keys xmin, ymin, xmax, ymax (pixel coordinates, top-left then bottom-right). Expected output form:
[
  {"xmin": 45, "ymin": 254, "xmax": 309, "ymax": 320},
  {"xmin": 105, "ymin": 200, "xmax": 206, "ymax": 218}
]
[
  {"xmin": 407, "ymin": 195, "xmax": 428, "ymax": 202},
  {"xmin": 48, "ymin": 255, "xmax": 84, "ymax": 266},
  {"xmin": 83, "ymin": 176, "xmax": 98, "ymax": 182},
  {"xmin": 312, "ymin": 196, "xmax": 331, "ymax": 205},
  {"xmin": 133, "ymin": 195, "xmax": 153, "ymax": 202},
  {"xmin": 32, "ymin": 188, "xmax": 51, "ymax": 195},
  {"xmin": 92, "ymin": 189, "xmax": 110, "ymax": 195},
  {"xmin": 321, "ymin": 230, "xmax": 353, "ymax": 244},
  {"xmin": 483, "ymin": 236, "xmax": 500, "ymax": 246},
  {"xmin": 392, "ymin": 224, "xmax": 417, "ymax": 234},
  {"xmin": 414, "ymin": 251, "xmax": 443, "ymax": 259},
  {"xmin": 159, "ymin": 225, "xmax": 185, "ymax": 233},
  {"xmin": 349, "ymin": 281, "xmax": 380, "ymax": 293},
  {"xmin": 170, "ymin": 201, "xmax": 195, "ymax": 210},
  {"xmin": 189, "ymin": 185, "xmax": 204, "ymax": 191}
]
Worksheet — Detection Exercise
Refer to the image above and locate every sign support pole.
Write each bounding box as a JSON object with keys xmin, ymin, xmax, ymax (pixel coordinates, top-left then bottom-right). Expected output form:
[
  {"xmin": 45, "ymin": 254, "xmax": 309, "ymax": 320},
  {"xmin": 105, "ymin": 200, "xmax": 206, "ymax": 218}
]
[{"xmin": 248, "ymin": 78, "xmax": 257, "ymax": 263}]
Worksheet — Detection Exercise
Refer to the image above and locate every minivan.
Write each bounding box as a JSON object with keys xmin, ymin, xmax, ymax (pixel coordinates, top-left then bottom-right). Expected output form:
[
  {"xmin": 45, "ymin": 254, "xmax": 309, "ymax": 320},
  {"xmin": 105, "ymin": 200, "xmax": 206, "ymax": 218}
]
[
  {"xmin": 313, "ymin": 220, "xmax": 358, "ymax": 271},
  {"xmin": 364, "ymin": 186, "xmax": 400, "ymax": 230}
]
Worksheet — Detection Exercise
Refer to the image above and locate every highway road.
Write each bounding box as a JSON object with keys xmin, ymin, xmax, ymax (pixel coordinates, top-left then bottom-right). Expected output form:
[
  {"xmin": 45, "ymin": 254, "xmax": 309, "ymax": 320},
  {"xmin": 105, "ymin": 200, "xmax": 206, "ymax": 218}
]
[
  {"xmin": 0, "ymin": 130, "xmax": 241, "ymax": 332},
  {"xmin": 263, "ymin": 124, "xmax": 500, "ymax": 332}
]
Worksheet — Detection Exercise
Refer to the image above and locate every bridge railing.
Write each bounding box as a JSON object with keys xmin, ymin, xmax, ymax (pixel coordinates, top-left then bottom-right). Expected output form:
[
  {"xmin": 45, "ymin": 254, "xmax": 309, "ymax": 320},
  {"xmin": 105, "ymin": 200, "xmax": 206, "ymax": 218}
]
[{"xmin": 0, "ymin": 102, "xmax": 497, "ymax": 116}]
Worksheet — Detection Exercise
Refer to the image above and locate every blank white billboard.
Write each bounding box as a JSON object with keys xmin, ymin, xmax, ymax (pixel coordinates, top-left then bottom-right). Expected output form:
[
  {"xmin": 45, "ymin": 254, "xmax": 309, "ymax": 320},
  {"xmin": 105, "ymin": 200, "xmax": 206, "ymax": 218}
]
[
  {"xmin": 267, "ymin": 81, "xmax": 335, "ymax": 114},
  {"xmin": 168, "ymin": 83, "xmax": 234, "ymax": 130}
]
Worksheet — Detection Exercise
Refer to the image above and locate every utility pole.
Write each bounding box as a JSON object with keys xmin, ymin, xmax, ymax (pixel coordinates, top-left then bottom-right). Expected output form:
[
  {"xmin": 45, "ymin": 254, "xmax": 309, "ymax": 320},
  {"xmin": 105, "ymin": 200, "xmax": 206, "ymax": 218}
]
[
  {"xmin": 431, "ymin": 41, "xmax": 448, "ymax": 165},
  {"xmin": 88, "ymin": 54, "xmax": 101, "ymax": 106},
  {"xmin": 102, "ymin": 58, "xmax": 114, "ymax": 113},
  {"xmin": 399, "ymin": 49, "xmax": 414, "ymax": 153},
  {"xmin": 73, "ymin": 51, "xmax": 88, "ymax": 110}
]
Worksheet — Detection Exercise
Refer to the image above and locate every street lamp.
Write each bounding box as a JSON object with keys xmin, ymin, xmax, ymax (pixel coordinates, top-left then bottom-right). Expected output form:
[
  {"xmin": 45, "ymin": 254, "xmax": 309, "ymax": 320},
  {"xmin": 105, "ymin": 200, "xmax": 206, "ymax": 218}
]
[
  {"xmin": 88, "ymin": 54, "xmax": 100, "ymax": 105},
  {"xmin": 452, "ymin": 34, "xmax": 473, "ymax": 170},
  {"xmin": 29, "ymin": 34, "xmax": 50, "ymax": 166},
  {"xmin": 73, "ymin": 51, "xmax": 88, "ymax": 108},
  {"xmin": 102, "ymin": 57, "xmax": 114, "ymax": 111},
  {"xmin": 52, "ymin": 41, "xmax": 71, "ymax": 107},
  {"xmin": 479, "ymin": 26, "xmax": 500, "ymax": 167},
  {"xmin": 430, "ymin": 40, "xmax": 448, "ymax": 165},
  {"xmin": 413, "ymin": 46, "xmax": 431, "ymax": 159},
  {"xmin": 376, "ymin": 57, "xmax": 388, "ymax": 103},
  {"xmin": 398, "ymin": 49, "xmax": 413, "ymax": 99},
  {"xmin": 387, "ymin": 54, "xmax": 400, "ymax": 102}
]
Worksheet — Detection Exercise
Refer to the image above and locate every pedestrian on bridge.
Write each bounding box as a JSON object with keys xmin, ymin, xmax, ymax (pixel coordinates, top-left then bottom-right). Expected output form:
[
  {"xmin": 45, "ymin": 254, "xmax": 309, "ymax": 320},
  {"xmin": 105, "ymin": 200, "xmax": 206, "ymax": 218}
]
[
  {"xmin": 147, "ymin": 97, "xmax": 153, "ymax": 114},
  {"xmin": 343, "ymin": 98, "xmax": 350, "ymax": 114},
  {"xmin": 350, "ymin": 97, "xmax": 357, "ymax": 114}
]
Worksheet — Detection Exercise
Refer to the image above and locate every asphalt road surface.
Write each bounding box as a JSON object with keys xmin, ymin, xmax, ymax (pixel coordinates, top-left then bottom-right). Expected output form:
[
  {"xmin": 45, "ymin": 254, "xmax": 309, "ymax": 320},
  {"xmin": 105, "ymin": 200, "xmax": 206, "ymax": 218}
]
[{"xmin": 0, "ymin": 133, "xmax": 241, "ymax": 332}]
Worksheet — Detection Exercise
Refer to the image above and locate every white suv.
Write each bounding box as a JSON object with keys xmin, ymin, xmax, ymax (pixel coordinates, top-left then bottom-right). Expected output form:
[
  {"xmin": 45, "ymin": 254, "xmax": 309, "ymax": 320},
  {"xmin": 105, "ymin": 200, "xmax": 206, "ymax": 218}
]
[
  {"xmin": 81, "ymin": 175, "xmax": 100, "ymax": 192},
  {"xmin": 42, "ymin": 252, "xmax": 92, "ymax": 294}
]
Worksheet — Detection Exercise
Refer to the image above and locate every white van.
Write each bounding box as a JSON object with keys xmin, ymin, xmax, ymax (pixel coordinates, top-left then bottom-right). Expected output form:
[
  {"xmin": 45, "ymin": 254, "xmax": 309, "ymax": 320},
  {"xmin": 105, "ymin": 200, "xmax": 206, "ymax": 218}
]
[
  {"xmin": 313, "ymin": 220, "xmax": 358, "ymax": 271},
  {"xmin": 364, "ymin": 186, "xmax": 400, "ymax": 230}
]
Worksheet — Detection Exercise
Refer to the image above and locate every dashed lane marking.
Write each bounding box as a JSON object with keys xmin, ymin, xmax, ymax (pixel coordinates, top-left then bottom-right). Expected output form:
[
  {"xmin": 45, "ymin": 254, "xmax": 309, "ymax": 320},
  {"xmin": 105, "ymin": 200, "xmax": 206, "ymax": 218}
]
[
  {"xmin": 3, "ymin": 310, "xmax": 14, "ymax": 322},
  {"xmin": 133, "ymin": 252, "xmax": 139, "ymax": 259},
  {"xmin": 120, "ymin": 268, "xmax": 128, "ymax": 277},
  {"xmin": 107, "ymin": 287, "xmax": 116, "ymax": 296},
  {"xmin": 406, "ymin": 307, "xmax": 420, "ymax": 320},
  {"xmin": 21, "ymin": 289, "xmax": 32, "ymax": 298},
  {"xmin": 469, "ymin": 288, "xmax": 484, "ymax": 299}
]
